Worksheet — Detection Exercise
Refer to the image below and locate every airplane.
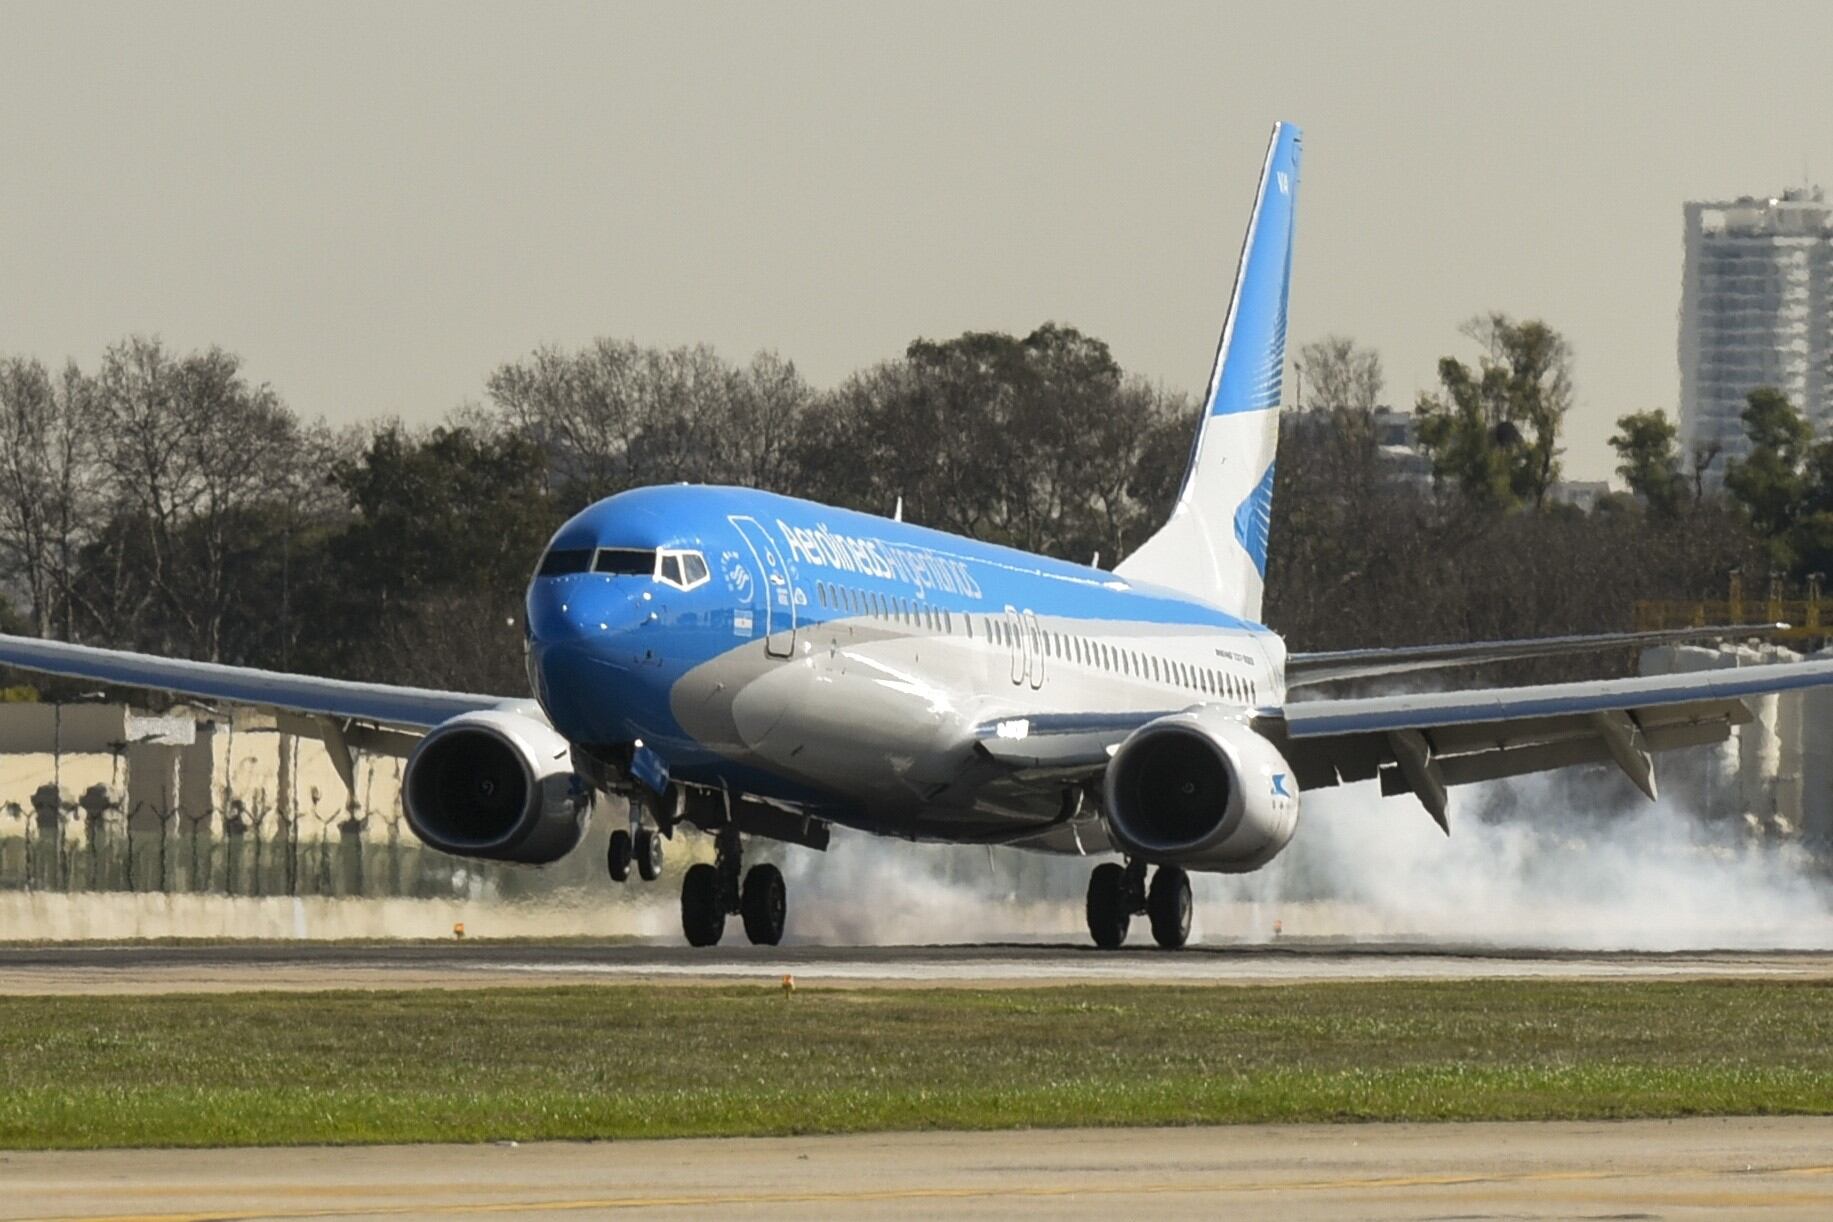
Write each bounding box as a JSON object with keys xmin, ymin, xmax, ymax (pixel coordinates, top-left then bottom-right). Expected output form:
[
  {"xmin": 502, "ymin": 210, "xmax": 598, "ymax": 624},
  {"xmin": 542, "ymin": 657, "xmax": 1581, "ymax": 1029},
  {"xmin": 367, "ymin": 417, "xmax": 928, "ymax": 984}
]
[{"xmin": 2, "ymin": 119, "xmax": 1827, "ymax": 949}]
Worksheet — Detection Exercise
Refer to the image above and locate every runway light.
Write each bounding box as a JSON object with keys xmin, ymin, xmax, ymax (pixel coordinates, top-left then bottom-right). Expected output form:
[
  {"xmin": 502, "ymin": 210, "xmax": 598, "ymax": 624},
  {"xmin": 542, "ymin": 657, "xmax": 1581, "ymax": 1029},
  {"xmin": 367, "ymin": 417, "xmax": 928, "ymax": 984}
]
[
  {"xmin": 781, "ymin": 974, "xmax": 795, "ymax": 995},
  {"xmin": 454, "ymin": 922, "xmax": 466, "ymax": 939}
]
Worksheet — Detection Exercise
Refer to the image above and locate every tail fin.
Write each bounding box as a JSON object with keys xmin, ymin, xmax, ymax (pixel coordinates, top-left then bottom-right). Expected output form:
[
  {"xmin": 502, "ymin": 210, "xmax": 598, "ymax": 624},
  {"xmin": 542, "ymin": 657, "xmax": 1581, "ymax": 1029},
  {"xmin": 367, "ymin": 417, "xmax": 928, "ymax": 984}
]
[{"xmin": 1115, "ymin": 121, "xmax": 1301, "ymax": 622}]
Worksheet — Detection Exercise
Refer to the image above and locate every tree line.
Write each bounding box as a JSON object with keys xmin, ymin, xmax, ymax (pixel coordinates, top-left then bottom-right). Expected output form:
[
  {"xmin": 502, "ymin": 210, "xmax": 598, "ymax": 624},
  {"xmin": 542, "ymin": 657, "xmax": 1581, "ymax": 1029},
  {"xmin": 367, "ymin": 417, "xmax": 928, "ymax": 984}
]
[{"xmin": 0, "ymin": 317, "xmax": 1804, "ymax": 696}]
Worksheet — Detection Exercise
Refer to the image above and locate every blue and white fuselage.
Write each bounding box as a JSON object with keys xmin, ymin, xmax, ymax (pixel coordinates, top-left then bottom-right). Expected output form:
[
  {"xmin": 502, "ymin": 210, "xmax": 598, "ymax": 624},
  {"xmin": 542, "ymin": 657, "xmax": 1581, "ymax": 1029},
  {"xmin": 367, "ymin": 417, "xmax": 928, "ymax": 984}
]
[{"xmin": 527, "ymin": 484, "xmax": 1285, "ymax": 844}]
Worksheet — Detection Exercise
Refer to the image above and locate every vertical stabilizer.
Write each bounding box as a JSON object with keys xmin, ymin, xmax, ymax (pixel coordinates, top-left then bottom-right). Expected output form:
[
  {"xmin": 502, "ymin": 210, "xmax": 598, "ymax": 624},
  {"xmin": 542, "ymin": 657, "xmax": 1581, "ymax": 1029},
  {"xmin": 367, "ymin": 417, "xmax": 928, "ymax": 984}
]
[{"xmin": 1115, "ymin": 122, "xmax": 1301, "ymax": 622}]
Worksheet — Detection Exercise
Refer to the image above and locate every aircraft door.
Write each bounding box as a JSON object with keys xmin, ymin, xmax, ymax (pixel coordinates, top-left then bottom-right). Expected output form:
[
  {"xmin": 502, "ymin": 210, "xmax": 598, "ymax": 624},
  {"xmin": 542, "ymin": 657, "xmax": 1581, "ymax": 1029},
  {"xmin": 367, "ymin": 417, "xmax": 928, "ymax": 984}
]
[
  {"xmin": 1004, "ymin": 605, "xmax": 1024, "ymax": 685},
  {"xmin": 1023, "ymin": 609, "xmax": 1045, "ymax": 690},
  {"xmin": 730, "ymin": 515, "xmax": 798, "ymax": 659}
]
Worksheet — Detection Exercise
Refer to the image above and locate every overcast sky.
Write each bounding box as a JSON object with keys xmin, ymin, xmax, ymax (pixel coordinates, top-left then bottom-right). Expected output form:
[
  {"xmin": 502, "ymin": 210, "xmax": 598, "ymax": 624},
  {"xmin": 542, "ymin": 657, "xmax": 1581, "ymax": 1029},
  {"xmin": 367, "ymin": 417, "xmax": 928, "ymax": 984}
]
[{"xmin": 5, "ymin": 1, "xmax": 1833, "ymax": 480}]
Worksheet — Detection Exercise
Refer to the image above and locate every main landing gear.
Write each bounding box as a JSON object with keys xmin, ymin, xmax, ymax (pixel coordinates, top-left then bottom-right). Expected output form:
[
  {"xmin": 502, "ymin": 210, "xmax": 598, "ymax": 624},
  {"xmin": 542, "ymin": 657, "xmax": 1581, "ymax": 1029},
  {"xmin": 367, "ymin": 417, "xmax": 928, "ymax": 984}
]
[
  {"xmin": 681, "ymin": 824, "xmax": 787, "ymax": 947},
  {"xmin": 1086, "ymin": 858, "xmax": 1191, "ymax": 950}
]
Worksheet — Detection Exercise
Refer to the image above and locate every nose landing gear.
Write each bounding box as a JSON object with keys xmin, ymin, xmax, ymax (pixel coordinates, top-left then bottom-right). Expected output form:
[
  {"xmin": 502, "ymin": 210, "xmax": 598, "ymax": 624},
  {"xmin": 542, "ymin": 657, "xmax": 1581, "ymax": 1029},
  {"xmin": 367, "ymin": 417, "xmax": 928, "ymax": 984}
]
[
  {"xmin": 679, "ymin": 824, "xmax": 788, "ymax": 947},
  {"xmin": 1086, "ymin": 859, "xmax": 1191, "ymax": 950},
  {"xmin": 606, "ymin": 797, "xmax": 670, "ymax": 885}
]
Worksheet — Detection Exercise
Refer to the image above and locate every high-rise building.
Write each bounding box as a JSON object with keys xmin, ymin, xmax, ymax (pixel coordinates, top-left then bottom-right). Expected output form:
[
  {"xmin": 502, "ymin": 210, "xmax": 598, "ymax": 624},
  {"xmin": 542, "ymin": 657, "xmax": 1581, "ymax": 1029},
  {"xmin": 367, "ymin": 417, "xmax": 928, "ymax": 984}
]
[{"xmin": 1680, "ymin": 188, "xmax": 1833, "ymax": 485}]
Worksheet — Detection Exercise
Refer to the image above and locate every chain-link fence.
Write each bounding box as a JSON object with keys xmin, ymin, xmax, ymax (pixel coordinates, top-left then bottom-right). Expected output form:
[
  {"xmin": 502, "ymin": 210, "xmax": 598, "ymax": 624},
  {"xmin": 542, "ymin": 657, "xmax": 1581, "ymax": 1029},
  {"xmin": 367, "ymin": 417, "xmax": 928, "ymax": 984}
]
[{"xmin": 0, "ymin": 786, "xmax": 619, "ymax": 900}]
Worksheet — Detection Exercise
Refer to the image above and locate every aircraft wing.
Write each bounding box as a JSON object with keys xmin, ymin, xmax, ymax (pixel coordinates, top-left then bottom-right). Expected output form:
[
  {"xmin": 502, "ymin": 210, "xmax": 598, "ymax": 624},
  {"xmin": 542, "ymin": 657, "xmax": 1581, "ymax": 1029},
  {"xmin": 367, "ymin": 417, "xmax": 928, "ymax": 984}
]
[
  {"xmin": 975, "ymin": 657, "xmax": 1833, "ymax": 833},
  {"xmin": 1285, "ymin": 623, "xmax": 1787, "ymax": 688},
  {"xmin": 0, "ymin": 633, "xmax": 504, "ymax": 732}
]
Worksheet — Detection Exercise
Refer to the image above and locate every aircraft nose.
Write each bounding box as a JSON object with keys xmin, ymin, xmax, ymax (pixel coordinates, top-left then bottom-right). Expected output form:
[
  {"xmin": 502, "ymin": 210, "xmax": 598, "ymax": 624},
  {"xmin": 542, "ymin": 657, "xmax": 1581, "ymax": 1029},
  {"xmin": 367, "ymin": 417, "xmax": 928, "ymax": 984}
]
[
  {"xmin": 525, "ymin": 579, "xmax": 648, "ymax": 646},
  {"xmin": 525, "ymin": 580, "xmax": 656, "ymax": 739}
]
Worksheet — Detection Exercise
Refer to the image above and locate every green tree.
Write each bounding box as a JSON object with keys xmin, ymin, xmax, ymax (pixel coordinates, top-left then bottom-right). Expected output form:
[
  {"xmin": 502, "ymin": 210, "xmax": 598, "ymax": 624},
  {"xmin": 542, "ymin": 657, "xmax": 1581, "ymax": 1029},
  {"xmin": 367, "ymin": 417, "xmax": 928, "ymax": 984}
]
[
  {"xmin": 1722, "ymin": 386, "xmax": 1811, "ymax": 551},
  {"xmin": 320, "ymin": 424, "xmax": 559, "ymax": 691},
  {"xmin": 1414, "ymin": 315, "xmax": 1572, "ymax": 511},
  {"xmin": 799, "ymin": 324, "xmax": 1189, "ymax": 564},
  {"xmin": 1608, "ymin": 410, "xmax": 1685, "ymax": 517}
]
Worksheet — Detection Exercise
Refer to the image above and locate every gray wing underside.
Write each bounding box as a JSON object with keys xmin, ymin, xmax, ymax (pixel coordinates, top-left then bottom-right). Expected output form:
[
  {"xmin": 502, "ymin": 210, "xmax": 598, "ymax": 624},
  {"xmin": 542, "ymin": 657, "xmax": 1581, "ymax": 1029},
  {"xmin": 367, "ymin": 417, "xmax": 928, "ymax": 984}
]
[
  {"xmin": 1286, "ymin": 624, "xmax": 1786, "ymax": 688},
  {"xmin": 973, "ymin": 657, "xmax": 1833, "ymax": 834},
  {"xmin": 0, "ymin": 633, "xmax": 505, "ymax": 732}
]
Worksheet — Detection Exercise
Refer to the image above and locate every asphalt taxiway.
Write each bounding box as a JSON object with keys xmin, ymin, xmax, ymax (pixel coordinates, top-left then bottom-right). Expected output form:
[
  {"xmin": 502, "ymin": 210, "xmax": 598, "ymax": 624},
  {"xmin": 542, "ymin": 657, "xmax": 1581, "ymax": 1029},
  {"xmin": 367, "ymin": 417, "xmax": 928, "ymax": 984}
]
[
  {"xmin": 2, "ymin": 940, "xmax": 1831, "ymax": 994},
  {"xmin": 5, "ymin": 1117, "xmax": 1832, "ymax": 1219}
]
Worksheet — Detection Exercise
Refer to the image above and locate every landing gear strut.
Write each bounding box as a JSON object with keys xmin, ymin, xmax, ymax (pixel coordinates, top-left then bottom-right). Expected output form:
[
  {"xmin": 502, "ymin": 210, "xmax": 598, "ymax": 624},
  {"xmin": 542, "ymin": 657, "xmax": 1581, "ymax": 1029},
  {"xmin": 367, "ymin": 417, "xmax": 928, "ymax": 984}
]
[
  {"xmin": 680, "ymin": 824, "xmax": 788, "ymax": 947},
  {"xmin": 1085, "ymin": 859, "xmax": 1191, "ymax": 950}
]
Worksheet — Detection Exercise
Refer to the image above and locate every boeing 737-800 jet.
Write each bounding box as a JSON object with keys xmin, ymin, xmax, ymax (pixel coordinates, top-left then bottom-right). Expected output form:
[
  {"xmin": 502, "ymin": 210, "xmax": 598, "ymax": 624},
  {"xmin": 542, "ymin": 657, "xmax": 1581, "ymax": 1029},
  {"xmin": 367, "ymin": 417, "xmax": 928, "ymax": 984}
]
[{"xmin": 4, "ymin": 121, "xmax": 1829, "ymax": 948}]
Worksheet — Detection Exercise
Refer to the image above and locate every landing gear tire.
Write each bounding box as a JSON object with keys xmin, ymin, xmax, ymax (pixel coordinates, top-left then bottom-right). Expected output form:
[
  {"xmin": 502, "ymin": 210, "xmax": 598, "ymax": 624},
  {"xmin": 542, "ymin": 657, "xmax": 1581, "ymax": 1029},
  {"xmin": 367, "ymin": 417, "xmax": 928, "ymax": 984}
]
[
  {"xmin": 607, "ymin": 829, "xmax": 633, "ymax": 883},
  {"xmin": 1086, "ymin": 861, "xmax": 1131, "ymax": 949},
  {"xmin": 681, "ymin": 862, "xmax": 725, "ymax": 947},
  {"xmin": 740, "ymin": 863, "xmax": 788, "ymax": 946},
  {"xmin": 1147, "ymin": 865, "xmax": 1192, "ymax": 950},
  {"xmin": 636, "ymin": 828, "xmax": 664, "ymax": 881}
]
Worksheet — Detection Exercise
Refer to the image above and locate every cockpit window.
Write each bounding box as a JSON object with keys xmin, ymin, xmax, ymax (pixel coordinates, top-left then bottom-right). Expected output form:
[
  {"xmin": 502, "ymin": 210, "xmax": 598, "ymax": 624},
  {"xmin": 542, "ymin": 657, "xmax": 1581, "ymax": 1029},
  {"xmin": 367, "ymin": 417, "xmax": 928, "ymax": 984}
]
[
  {"xmin": 538, "ymin": 547, "xmax": 594, "ymax": 577},
  {"xmin": 656, "ymin": 548, "xmax": 710, "ymax": 591},
  {"xmin": 593, "ymin": 548, "xmax": 657, "ymax": 576}
]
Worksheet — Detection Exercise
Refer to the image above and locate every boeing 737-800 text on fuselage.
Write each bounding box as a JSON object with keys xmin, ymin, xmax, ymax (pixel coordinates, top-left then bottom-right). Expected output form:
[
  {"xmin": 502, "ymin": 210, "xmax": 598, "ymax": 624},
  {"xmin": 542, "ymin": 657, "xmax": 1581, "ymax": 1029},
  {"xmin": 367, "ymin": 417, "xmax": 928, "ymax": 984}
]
[{"xmin": 4, "ymin": 122, "xmax": 1828, "ymax": 947}]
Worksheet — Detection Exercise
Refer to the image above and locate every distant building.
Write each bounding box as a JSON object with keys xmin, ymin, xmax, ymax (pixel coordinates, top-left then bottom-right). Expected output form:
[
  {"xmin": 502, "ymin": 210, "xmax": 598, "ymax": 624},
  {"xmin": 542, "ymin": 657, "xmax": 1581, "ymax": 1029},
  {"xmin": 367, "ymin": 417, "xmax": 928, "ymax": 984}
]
[
  {"xmin": 1680, "ymin": 188, "xmax": 1833, "ymax": 485},
  {"xmin": 1546, "ymin": 480, "xmax": 1611, "ymax": 512},
  {"xmin": 1371, "ymin": 406, "xmax": 1432, "ymax": 487},
  {"xmin": 1284, "ymin": 406, "xmax": 1433, "ymax": 488}
]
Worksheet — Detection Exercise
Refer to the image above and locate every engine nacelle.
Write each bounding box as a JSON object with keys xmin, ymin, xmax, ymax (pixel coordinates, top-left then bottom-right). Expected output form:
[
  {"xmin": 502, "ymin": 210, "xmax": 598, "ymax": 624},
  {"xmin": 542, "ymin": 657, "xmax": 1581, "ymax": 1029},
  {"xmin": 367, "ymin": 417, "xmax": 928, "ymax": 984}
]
[
  {"xmin": 403, "ymin": 709, "xmax": 591, "ymax": 864},
  {"xmin": 1102, "ymin": 707, "xmax": 1299, "ymax": 873}
]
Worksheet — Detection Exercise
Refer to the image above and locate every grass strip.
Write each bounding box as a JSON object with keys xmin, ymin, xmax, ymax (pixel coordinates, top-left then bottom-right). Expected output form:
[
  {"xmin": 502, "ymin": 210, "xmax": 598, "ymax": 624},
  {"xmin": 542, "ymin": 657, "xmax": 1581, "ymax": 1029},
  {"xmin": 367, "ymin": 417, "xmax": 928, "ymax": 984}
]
[{"xmin": 1, "ymin": 979, "xmax": 1830, "ymax": 1148}]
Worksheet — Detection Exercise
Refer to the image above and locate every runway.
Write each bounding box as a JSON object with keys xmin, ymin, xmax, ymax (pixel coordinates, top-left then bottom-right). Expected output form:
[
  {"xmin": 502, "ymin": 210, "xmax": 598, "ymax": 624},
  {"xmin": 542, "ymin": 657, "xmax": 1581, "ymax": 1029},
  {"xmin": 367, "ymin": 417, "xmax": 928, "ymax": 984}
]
[
  {"xmin": 3, "ymin": 940, "xmax": 1832, "ymax": 994},
  {"xmin": 5, "ymin": 1117, "xmax": 1832, "ymax": 1219}
]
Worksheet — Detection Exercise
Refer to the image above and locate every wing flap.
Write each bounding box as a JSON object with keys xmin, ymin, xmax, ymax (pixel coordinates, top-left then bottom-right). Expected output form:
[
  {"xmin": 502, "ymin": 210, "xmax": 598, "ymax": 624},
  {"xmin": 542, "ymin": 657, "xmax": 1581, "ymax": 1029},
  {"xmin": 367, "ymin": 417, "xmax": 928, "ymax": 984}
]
[
  {"xmin": 1287, "ymin": 624, "xmax": 1787, "ymax": 688},
  {"xmin": 1274, "ymin": 662, "xmax": 1822, "ymax": 827}
]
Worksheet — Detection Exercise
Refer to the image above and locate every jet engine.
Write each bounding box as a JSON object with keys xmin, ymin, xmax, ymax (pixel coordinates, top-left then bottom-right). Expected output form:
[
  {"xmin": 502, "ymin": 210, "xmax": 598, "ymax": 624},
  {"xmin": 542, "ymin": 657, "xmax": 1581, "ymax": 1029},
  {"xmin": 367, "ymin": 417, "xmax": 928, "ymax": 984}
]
[
  {"xmin": 403, "ymin": 708, "xmax": 591, "ymax": 864},
  {"xmin": 1102, "ymin": 707, "xmax": 1299, "ymax": 873}
]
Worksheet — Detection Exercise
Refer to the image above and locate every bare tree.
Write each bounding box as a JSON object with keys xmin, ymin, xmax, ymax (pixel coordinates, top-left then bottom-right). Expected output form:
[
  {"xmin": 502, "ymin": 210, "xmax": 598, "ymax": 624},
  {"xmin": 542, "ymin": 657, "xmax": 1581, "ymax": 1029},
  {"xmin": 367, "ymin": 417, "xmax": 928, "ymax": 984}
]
[
  {"xmin": 92, "ymin": 337, "xmax": 305, "ymax": 660},
  {"xmin": 0, "ymin": 358, "xmax": 103, "ymax": 638},
  {"xmin": 1296, "ymin": 335, "xmax": 1384, "ymax": 412}
]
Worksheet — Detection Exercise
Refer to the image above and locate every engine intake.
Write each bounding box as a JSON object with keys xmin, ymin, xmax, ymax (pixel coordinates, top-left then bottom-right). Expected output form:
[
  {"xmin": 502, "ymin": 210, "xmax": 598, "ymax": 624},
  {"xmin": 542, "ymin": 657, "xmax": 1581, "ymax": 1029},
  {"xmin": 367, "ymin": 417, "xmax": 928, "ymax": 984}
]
[
  {"xmin": 1103, "ymin": 707, "xmax": 1299, "ymax": 872},
  {"xmin": 404, "ymin": 708, "xmax": 591, "ymax": 863}
]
